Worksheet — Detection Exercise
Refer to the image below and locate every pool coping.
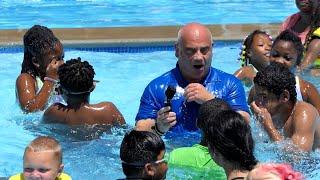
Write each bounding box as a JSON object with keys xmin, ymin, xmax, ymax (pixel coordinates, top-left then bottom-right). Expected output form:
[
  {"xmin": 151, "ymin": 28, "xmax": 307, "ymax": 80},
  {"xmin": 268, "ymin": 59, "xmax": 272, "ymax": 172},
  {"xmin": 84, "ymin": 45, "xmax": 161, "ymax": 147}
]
[{"xmin": 0, "ymin": 23, "xmax": 281, "ymax": 47}]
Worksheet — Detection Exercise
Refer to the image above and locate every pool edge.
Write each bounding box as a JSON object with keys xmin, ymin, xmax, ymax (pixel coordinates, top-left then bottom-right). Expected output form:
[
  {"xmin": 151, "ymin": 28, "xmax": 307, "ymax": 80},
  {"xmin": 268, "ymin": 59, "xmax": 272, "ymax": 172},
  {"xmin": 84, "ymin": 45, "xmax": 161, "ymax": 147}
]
[{"xmin": 0, "ymin": 23, "xmax": 280, "ymax": 46}]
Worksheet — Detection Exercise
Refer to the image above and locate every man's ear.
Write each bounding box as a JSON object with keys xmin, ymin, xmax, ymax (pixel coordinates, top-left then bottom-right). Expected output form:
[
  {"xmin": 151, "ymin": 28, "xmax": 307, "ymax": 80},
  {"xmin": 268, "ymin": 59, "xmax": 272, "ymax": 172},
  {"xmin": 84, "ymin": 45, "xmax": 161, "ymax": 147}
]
[
  {"xmin": 280, "ymin": 90, "xmax": 290, "ymax": 102},
  {"xmin": 144, "ymin": 163, "xmax": 155, "ymax": 177},
  {"xmin": 31, "ymin": 56, "xmax": 40, "ymax": 68},
  {"xmin": 175, "ymin": 43, "xmax": 179, "ymax": 58}
]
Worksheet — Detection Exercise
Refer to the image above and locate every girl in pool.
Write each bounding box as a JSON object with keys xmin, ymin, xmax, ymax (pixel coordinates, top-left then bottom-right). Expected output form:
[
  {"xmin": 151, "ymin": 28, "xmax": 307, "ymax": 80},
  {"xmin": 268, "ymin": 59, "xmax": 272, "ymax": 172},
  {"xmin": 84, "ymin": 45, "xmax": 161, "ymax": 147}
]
[
  {"xmin": 205, "ymin": 110, "xmax": 258, "ymax": 180},
  {"xmin": 281, "ymin": 0, "xmax": 320, "ymax": 73},
  {"xmin": 250, "ymin": 29, "xmax": 320, "ymax": 113},
  {"xmin": 234, "ymin": 30, "xmax": 272, "ymax": 87},
  {"xmin": 299, "ymin": 1, "xmax": 320, "ymax": 72},
  {"xmin": 16, "ymin": 25, "xmax": 64, "ymax": 112},
  {"xmin": 280, "ymin": 0, "xmax": 313, "ymax": 44}
]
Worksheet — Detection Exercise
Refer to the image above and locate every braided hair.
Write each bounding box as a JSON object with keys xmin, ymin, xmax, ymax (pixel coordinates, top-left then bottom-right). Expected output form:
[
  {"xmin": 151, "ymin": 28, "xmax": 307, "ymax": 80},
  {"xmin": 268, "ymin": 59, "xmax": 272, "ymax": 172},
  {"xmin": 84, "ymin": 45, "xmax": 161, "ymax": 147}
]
[
  {"xmin": 238, "ymin": 30, "xmax": 272, "ymax": 67},
  {"xmin": 58, "ymin": 57, "xmax": 95, "ymax": 94},
  {"xmin": 205, "ymin": 110, "xmax": 257, "ymax": 171},
  {"xmin": 304, "ymin": 0, "xmax": 320, "ymax": 49},
  {"xmin": 21, "ymin": 25, "xmax": 60, "ymax": 78}
]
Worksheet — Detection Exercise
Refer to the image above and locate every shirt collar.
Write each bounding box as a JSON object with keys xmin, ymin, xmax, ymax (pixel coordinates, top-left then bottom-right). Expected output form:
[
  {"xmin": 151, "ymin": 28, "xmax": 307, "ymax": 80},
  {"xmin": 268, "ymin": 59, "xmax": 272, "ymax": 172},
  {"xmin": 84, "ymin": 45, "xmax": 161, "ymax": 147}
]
[{"xmin": 173, "ymin": 63, "xmax": 220, "ymax": 87}]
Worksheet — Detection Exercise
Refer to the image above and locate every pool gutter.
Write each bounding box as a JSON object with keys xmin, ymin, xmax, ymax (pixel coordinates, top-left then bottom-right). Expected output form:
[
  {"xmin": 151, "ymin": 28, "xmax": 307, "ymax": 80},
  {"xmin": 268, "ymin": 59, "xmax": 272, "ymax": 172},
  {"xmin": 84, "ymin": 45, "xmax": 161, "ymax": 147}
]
[{"xmin": 0, "ymin": 23, "xmax": 280, "ymax": 47}]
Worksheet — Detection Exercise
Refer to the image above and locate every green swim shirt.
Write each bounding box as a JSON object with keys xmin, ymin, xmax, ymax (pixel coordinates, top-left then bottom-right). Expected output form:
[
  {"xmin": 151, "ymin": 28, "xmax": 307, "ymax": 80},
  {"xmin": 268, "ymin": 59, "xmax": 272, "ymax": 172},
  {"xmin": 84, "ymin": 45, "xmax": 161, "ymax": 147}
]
[{"xmin": 168, "ymin": 144, "xmax": 226, "ymax": 179}]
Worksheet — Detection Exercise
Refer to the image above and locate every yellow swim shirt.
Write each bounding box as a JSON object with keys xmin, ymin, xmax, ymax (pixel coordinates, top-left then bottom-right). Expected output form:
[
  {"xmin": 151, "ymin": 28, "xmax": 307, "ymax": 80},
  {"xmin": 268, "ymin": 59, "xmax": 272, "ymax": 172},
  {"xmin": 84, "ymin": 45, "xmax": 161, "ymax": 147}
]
[{"xmin": 9, "ymin": 172, "xmax": 72, "ymax": 180}]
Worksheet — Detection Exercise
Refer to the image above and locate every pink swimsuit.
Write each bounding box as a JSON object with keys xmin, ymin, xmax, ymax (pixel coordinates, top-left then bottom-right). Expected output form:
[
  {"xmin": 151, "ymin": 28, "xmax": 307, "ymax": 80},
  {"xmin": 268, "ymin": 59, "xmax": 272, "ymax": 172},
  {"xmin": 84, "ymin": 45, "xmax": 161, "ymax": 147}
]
[{"xmin": 280, "ymin": 13, "xmax": 310, "ymax": 44}]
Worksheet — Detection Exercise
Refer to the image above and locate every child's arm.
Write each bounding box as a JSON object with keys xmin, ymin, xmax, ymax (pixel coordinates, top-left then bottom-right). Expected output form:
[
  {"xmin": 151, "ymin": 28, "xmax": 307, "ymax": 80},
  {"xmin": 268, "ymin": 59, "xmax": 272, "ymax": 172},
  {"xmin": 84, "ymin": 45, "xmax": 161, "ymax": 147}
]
[
  {"xmin": 300, "ymin": 38, "xmax": 320, "ymax": 70},
  {"xmin": 300, "ymin": 79, "xmax": 320, "ymax": 114}
]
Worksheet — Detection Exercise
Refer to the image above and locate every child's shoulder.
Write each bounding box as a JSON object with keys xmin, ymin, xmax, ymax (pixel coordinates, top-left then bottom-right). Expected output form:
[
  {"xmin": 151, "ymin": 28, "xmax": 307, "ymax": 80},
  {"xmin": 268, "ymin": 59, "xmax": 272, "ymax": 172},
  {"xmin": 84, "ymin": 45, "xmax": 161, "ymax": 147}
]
[{"xmin": 93, "ymin": 101, "xmax": 117, "ymax": 109}]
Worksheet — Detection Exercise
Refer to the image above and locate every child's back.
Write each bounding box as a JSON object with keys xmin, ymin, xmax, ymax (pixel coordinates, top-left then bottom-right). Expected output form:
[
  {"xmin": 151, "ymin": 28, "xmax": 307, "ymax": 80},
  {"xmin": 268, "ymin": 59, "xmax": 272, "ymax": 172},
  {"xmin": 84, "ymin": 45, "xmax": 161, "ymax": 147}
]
[
  {"xmin": 43, "ymin": 58, "xmax": 125, "ymax": 126},
  {"xmin": 44, "ymin": 101, "xmax": 124, "ymax": 125}
]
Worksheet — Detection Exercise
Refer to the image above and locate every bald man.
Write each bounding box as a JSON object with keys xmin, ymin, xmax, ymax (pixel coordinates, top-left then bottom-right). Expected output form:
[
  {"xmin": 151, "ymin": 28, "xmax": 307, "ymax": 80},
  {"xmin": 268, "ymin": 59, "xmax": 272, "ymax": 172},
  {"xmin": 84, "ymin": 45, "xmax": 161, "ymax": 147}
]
[{"xmin": 135, "ymin": 23, "xmax": 250, "ymax": 135}]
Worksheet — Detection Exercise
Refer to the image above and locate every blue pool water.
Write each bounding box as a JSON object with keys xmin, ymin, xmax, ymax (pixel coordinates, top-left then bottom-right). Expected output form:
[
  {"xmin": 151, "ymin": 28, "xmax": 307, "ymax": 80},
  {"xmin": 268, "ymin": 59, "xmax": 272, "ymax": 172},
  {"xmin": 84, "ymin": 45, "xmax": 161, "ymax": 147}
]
[
  {"xmin": 0, "ymin": 0, "xmax": 297, "ymax": 29},
  {"xmin": 0, "ymin": 42, "xmax": 319, "ymax": 179}
]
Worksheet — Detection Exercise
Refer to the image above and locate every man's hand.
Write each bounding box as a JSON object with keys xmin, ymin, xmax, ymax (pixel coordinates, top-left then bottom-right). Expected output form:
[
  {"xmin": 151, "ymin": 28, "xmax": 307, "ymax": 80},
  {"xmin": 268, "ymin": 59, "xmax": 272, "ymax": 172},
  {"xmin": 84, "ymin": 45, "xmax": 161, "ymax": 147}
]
[
  {"xmin": 184, "ymin": 83, "xmax": 214, "ymax": 104},
  {"xmin": 156, "ymin": 106, "xmax": 177, "ymax": 133}
]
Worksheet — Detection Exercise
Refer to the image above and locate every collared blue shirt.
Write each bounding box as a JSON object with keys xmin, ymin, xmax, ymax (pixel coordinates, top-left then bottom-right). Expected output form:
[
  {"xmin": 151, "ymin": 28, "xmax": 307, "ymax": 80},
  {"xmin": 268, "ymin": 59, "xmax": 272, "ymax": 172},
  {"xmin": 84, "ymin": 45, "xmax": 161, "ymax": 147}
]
[{"xmin": 135, "ymin": 64, "xmax": 249, "ymax": 131}]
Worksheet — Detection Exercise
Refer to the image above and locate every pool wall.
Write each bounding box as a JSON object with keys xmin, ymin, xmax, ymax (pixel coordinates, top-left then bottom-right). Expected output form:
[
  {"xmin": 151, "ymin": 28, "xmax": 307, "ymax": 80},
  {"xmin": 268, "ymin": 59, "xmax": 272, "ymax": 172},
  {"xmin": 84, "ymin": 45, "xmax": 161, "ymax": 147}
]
[{"xmin": 0, "ymin": 23, "xmax": 280, "ymax": 47}]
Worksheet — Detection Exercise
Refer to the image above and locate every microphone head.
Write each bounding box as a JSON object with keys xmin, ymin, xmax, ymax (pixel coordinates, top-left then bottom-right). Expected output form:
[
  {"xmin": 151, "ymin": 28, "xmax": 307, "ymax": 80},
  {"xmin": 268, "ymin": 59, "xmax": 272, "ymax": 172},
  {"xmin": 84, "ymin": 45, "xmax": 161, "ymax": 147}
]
[{"xmin": 165, "ymin": 85, "xmax": 176, "ymax": 100}]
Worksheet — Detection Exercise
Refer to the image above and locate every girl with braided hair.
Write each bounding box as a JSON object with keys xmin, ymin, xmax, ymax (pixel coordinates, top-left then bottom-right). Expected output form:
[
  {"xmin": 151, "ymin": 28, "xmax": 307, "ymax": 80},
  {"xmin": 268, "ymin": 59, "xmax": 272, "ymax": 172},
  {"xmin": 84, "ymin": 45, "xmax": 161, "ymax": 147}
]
[
  {"xmin": 205, "ymin": 110, "xmax": 258, "ymax": 180},
  {"xmin": 234, "ymin": 30, "xmax": 272, "ymax": 87},
  {"xmin": 16, "ymin": 25, "xmax": 64, "ymax": 112},
  {"xmin": 43, "ymin": 58, "xmax": 125, "ymax": 126}
]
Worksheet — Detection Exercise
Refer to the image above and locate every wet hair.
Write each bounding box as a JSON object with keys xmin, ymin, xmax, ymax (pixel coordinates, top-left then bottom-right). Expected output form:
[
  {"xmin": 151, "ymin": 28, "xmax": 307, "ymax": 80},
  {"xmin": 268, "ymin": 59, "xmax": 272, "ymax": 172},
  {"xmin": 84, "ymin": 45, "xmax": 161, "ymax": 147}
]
[
  {"xmin": 239, "ymin": 30, "xmax": 272, "ymax": 67},
  {"xmin": 58, "ymin": 57, "xmax": 95, "ymax": 95},
  {"xmin": 197, "ymin": 98, "xmax": 231, "ymax": 130},
  {"xmin": 273, "ymin": 29, "xmax": 304, "ymax": 65},
  {"xmin": 205, "ymin": 110, "xmax": 257, "ymax": 171},
  {"xmin": 21, "ymin": 25, "xmax": 60, "ymax": 78},
  {"xmin": 305, "ymin": 1, "xmax": 320, "ymax": 48},
  {"xmin": 120, "ymin": 130, "xmax": 165, "ymax": 177},
  {"xmin": 254, "ymin": 62, "xmax": 297, "ymax": 103},
  {"xmin": 24, "ymin": 136, "xmax": 62, "ymax": 164},
  {"xmin": 247, "ymin": 163, "xmax": 303, "ymax": 180}
]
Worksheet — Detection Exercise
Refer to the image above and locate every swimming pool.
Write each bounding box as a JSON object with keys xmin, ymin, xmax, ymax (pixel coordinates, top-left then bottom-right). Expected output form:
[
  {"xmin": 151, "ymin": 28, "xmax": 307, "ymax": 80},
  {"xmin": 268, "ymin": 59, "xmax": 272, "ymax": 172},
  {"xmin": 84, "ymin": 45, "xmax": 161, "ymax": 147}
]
[
  {"xmin": 0, "ymin": 41, "xmax": 319, "ymax": 179},
  {"xmin": 1, "ymin": 0, "xmax": 296, "ymax": 29}
]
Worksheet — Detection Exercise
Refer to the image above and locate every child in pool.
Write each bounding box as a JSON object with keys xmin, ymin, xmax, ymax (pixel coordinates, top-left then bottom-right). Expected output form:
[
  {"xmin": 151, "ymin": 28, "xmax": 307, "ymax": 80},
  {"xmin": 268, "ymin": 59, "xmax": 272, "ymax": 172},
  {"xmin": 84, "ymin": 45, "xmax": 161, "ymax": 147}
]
[
  {"xmin": 299, "ymin": 1, "xmax": 320, "ymax": 73},
  {"xmin": 9, "ymin": 136, "xmax": 71, "ymax": 180},
  {"xmin": 280, "ymin": 0, "xmax": 313, "ymax": 44},
  {"xmin": 16, "ymin": 25, "xmax": 64, "ymax": 113},
  {"xmin": 234, "ymin": 30, "xmax": 272, "ymax": 87},
  {"xmin": 281, "ymin": 0, "xmax": 320, "ymax": 73},
  {"xmin": 43, "ymin": 57, "xmax": 125, "ymax": 125},
  {"xmin": 264, "ymin": 30, "xmax": 320, "ymax": 113}
]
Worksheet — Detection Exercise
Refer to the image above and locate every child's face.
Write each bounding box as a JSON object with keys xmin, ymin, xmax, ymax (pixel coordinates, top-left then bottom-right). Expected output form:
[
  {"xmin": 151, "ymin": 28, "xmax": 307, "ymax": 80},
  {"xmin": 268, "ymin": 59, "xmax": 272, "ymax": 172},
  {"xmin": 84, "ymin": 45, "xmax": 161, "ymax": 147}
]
[
  {"xmin": 270, "ymin": 40, "xmax": 298, "ymax": 70},
  {"xmin": 23, "ymin": 150, "xmax": 62, "ymax": 180},
  {"xmin": 37, "ymin": 42, "xmax": 64, "ymax": 78},
  {"xmin": 248, "ymin": 34, "xmax": 272, "ymax": 67},
  {"xmin": 295, "ymin": 0, "xmax": 313, "ymax": 13}
]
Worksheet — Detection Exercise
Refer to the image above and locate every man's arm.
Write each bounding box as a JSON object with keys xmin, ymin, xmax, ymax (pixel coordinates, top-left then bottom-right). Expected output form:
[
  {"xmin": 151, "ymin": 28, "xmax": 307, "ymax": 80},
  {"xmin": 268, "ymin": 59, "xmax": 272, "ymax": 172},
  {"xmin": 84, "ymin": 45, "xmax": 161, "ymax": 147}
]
[
  {"xmin": 135, "ymin": 106, "xmax": 177, "ymax": 135},
  {"xmin": 291, "ymin": 102, "xmax": 319, "ymax": 152}
]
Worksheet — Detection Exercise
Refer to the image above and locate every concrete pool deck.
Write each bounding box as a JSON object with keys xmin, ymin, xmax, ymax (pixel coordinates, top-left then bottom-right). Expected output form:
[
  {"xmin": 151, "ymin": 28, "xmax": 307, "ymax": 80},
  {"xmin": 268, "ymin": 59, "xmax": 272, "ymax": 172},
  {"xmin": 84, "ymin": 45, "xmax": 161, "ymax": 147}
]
[{"xmin": 0, "ymin": 23, "xmax": 280, "ymax": 47}]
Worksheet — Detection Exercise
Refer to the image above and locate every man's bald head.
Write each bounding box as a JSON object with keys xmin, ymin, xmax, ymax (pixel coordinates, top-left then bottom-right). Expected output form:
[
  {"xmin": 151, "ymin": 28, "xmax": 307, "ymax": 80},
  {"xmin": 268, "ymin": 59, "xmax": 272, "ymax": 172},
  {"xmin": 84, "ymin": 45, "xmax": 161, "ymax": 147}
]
[{"xmin": 177, "ymin": 23, "xmax": 213, "ymax": 45}]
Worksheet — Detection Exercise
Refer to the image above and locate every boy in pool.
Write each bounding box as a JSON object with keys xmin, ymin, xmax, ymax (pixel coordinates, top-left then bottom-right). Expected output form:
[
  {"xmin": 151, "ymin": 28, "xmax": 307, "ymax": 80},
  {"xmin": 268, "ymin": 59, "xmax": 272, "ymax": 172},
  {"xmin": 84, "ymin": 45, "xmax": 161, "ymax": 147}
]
[
  {"xmin": 43, "ymin": 57, "xmax": 125, "ymax": 125},
  {"xmin": 120, "ymin": 130, "xmax": 168, "ymax": 180},
  {"xmin": 16, "ymin": 25, "xmax": 64, "ymax": 113},
  {"xmin": 251, "ymin": 63, "xmax": 320, "ymax": 152},
  {"xmin": 234, "ymin": 30, "xmax": 272, "ymax": 87},
  {"xmin": 9, "ymin": 136, "xmax": 71, "ymax": 180}
]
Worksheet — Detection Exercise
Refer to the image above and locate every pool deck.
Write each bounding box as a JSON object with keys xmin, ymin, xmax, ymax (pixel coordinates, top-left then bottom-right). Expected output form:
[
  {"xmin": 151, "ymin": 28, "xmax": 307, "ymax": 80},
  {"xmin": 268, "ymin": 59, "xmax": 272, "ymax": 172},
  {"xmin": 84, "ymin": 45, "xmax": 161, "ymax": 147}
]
[{"xmin": 0, "ymin": 23, "xmax": 280, "ymax": 47}]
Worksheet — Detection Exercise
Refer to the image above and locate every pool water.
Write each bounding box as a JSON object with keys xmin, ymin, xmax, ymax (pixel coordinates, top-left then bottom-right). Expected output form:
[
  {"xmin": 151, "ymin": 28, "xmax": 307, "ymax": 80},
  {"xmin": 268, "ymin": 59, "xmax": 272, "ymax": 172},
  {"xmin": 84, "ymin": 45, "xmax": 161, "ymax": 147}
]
[
  {"xmin": 0, "ymin": 0, "xmax": 297, "ymax": 29},
  {"xmin": 0, "ymin": 42, "xmax": 319, "ymax": 179}
]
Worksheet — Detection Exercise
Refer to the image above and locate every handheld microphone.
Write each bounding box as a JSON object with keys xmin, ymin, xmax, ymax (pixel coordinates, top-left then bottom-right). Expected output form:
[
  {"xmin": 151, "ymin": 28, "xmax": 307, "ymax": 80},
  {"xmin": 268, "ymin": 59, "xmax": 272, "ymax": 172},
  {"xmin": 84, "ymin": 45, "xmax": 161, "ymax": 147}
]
[{"xmin": 165, "ymin": 85, "xmax": 176, "ymax": 108}]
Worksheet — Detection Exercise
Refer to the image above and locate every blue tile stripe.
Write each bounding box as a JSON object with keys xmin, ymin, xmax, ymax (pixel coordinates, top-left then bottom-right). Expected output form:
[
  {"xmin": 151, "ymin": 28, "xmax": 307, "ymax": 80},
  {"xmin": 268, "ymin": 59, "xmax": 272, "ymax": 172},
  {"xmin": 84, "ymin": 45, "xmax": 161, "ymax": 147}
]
[
  {"xmin": 0, "ymin": 45, "xmax": 175, "ymax": 53},
  {"xmin": 0, "ymin": 41, "xmax": 239, "ymax": 53}
]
